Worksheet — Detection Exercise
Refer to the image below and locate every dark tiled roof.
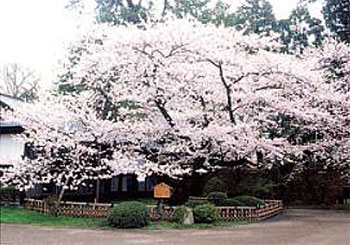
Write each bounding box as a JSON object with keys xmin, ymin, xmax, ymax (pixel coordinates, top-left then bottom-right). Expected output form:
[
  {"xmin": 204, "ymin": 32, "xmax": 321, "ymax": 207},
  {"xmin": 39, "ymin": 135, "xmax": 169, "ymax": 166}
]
[{"xmin": 0, "ymin": 121, "xmax": 23, "ymax": 134}]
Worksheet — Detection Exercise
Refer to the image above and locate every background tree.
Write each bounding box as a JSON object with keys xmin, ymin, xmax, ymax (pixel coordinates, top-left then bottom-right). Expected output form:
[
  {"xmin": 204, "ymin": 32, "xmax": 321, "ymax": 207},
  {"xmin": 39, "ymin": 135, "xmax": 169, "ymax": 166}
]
[
  {"xmin": 67, "ymin": 0, "xmax": 234, "ymax": 27},
  {"xmin": 323, "ymin": 0, "xmax": 350, "ymax": 43},
  {"xmin": 169, "ymin": 0, "xmax": 210, "ymax": 20},
  {"xmin": 232, "ymin": 0, "xmax": 277, "ymax": 36},
  {"xmin": 0, "ymin": 63, "xmax": 40, "ymax": 101},
  {"xmin": 96, "ymin": 0, "xmax": 151, "ymax": 25},
  {"xmin": 277, "ymin": 3, "xmax": 324, "ymax": 53},
  {"xmin": 94, "ymin": 0, "xmax": 214, "ymax": 25},
  {"xmin": 197, "ymin": 0, "xmax": 235, "ymax": 27}
]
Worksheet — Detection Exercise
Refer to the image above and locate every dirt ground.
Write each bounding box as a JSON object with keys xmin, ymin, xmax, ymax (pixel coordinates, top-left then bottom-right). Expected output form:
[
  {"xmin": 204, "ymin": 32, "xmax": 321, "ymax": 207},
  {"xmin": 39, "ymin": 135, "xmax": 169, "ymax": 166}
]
[{"xmin": 1, "ymin": 209, "xmax": 349, "ymax": 245}]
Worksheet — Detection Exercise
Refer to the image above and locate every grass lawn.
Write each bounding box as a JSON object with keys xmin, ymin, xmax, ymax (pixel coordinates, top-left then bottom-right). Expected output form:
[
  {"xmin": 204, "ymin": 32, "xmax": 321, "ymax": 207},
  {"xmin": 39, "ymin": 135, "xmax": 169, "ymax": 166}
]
[
  {"xmin": 112, "ymin": 197, "xmax": 158, "ymax": 205},
  {"xmin": 1, "ymin": 206, "xmax": 245, "ymax": 229},
  {"xmin": 0, "ymin": 206, "xmax": 105, "ymax": 228},
  {"xmin": 148, "ymin": 220, "xmax": 247, "ymax": 229}
]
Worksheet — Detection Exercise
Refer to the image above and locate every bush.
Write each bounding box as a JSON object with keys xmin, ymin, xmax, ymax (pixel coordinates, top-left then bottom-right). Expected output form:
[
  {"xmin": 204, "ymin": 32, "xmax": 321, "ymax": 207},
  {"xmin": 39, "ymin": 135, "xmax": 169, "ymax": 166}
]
[
  {"xmin": 220, "ymin": 198, "xmax": 245, "ymax": 207},
  {"xmin": 193, "ymin": 204, "xmax": 217, "ymax": 223},
  {"xmin": 232, "ymin": 196, "xmax": 265, "ymax": 207},
  {"xmin": 107, "ymin": 201, "xmax": 149, "ymax": 228},
  {"xmin": 173, "ymin": 206, "xmax": 189, "ymax": 224},
  {"xmin": 0, "ymin": 186, "xmax": 16, "ymax": 192},
  {"xmin": 207, "ymin": 192, "xmax": 228, "ymax": 206},
  {"xmin": 185, "ymin": 200, "xmax": 210, "ymax": 209},
  {"xmin": 44, "ymin": 195, "xmax": 59, "ymax": 216},
  {"xmin": 203, "ymin": 177, "xmax": 226, "ymax": 195},
  {"xmin": 0, "ymin": 186, "xmax": 16, "ymax": 202}
]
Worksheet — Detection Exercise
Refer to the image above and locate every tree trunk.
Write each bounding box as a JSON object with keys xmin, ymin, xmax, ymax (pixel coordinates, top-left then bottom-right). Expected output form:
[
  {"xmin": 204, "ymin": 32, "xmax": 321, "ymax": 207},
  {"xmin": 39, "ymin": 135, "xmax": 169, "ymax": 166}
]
[
  {"xmin": 95, "ymin": 179, "xmax": 100, "ymax": 204},
  {"xmin": 53, "ymin": 176, "xmax": 70, "ymax": 216}
]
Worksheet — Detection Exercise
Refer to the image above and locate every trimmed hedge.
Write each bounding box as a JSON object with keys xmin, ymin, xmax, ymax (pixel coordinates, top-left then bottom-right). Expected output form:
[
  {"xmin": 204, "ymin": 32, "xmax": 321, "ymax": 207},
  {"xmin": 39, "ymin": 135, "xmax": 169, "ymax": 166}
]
[
  {"xmin": 185, "ymin": 200, "xmax": 210, "ymax": 209},
  {"xmin": 193, "ymin": 204, "xmax": 217, "ymax": 223},
  {"xmin": 220, "ymin": 198, "xmax": 245, "ymax": 207},
  {"xmin": 207, "ymin": 192, "xmax": 227, "ymax": 206},
  {"xmin": 107, "ymin": 201, "xmax": 149, "ymax": 228},
  {"xmin": 203, "ymin": 177, "xmax": 225, "ymax": 195},
  {"xmin": 232, "ymin": 196, "xmax": 265, "ymax": 207}
]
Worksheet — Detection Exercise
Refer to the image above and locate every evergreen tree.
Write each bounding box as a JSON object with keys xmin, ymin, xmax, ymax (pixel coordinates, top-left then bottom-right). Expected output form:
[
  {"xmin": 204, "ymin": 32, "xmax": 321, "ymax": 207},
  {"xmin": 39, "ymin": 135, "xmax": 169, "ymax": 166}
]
[
  {"xmin": 278, "ymin": 3, "xmax": 324, "ymax": 53},
  {"xmin": 170, "ymin": 0, "xmax": 210, "ymax": 20},
  {"xmin": 323, "ymin": 0, "xmax": 350, "ymax": 43},
  {"xmin": 233, "ymin": 0, "xmax": 277, "ymax": 36},
  {"xmin": 96, "ymin": 0, "xmax": 150, "ymax": 25},
  {"xmin": 208, "ymin": 0, "xmax": 235, "ymax": 27}
]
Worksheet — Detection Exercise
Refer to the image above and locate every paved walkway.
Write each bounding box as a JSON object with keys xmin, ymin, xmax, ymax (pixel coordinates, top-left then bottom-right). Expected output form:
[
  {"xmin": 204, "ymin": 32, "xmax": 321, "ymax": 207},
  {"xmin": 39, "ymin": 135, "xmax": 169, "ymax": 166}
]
[{"xmin": 1, "ymin": 209, "xmax": 349, "ymax": 245}]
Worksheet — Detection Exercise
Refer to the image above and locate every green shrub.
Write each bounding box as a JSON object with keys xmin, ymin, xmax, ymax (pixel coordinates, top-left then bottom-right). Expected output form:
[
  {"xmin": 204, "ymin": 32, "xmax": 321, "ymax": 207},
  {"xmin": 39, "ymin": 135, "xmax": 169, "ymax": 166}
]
[
  {"xmin": 333, "ymin": 203, "xmax": 350, "ymax": 210},
  {"xmin": 207, "ymin": 192, "xmax": 228, "ymax": 206},
  {"xmin": 185, "ymin": 200, "xmax": 210, "ymax": 209},
  {"xmin": 193, "ymin": 204, "xmax": 217, "ymax": 223},
  {"xmin": 107, "ymin": 201, "xmax": 149, "ymax": 228},
  {"xmin": 203, "ymin": 177, "xmax": 226, "ymax": 195},
  {"xmin": 249, "ymin": 178, "xmax": 277, "ymax": 197},
  {"xmin": 173, "ymin": 206, "xmax": 189, "ymax": 224},
  {"xmin": 220, "ymin": 198, "xmax": 245, "ymax": 207},
  {"xmin": 0, "ymin": 186, "xmax": 16, "ymax": 202},
  {"xmin": 44, "ymin": 195, "xmax": 59, "ymax": 216},
  {"xmin": 232, "ymin": 196, "xmax": 265, "ymax": 207},
  {"xmin": 0, "ymin": 186, "xmax": 16, "ymax": 191}
]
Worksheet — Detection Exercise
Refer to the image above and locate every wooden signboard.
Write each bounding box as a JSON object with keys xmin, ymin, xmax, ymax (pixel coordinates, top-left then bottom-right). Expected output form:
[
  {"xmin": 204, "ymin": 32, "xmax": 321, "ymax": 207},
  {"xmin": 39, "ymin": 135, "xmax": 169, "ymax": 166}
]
[{"xmin": 154, "ymin": 182, "xmax": 171, "ymax": 199}]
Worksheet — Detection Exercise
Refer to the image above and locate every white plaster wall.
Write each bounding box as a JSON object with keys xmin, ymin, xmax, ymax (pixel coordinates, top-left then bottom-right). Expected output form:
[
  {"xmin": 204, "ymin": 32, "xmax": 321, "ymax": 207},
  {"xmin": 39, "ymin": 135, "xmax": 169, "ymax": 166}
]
[
  {"xmin": 0, "ymin": 134, "xmax": 24, "ymax": 166},
  {"xmin": 0, "ymin": 94, "xmax": 23, "ymax": 108}
]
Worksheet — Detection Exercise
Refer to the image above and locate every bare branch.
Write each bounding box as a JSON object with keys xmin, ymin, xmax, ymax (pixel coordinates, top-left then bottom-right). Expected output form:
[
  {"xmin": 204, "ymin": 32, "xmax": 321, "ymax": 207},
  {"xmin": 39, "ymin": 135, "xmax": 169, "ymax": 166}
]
[{"xmin": 0, "ymin": 63, "xmax": 40, "ymax": 101}]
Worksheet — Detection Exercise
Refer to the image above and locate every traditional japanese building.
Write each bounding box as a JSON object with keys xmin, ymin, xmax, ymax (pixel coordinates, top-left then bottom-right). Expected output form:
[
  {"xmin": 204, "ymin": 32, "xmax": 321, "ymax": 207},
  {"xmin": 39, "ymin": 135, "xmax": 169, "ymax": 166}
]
[{"xmin": 0, "ymin": 93, "xmax": 25, "ymax": 173}]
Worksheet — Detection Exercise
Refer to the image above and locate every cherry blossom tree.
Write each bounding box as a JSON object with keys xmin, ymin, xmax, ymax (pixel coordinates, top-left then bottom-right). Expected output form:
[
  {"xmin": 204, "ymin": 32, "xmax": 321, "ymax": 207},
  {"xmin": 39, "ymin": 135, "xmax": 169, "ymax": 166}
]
[
  {"xmin": 0, "ymin": 92, "xmax": 189, "ymax": 197},
  {"xmin": 2, "ymin": 19, "xmax": 349, "ymax": 197},
  {"xmin": 1, "ymin": 95, "xmax": 112, "ymax": 200},
  {"xmin": 60, "ymin": 19, "xmax": 349, "ymax": 180}
]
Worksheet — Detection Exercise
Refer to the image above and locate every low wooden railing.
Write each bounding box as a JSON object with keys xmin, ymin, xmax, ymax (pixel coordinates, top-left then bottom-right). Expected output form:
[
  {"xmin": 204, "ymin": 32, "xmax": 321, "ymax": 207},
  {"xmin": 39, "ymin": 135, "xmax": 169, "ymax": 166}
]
[
  {"xmin": 24, "ymin": 199, "xmax": 112, "ymax": 218},
  {"xmin": 188, "ymin": 196, "xmax": 208, "ymax": 203},
  {"xmin": 217, "ymin": 199, "xmax": 283, "ymax": 221},
  {"xmin": 148, "ymin": 205, "xmax": 175, "ymax": 221},
  {"xmin": 24, "ymin": 198, "xmax": 283, "ymax": 221}
]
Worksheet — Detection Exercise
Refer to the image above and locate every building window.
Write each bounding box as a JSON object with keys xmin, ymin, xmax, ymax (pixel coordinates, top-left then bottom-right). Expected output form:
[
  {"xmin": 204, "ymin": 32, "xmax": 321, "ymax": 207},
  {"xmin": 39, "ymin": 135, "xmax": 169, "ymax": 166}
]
[
  {"xmin": 122, "ymin": 175, "xmax": 128, "ymax": 192},
  {"xmin": 111, "ymin": 176, "xmax": 119, "ymax": 192}
]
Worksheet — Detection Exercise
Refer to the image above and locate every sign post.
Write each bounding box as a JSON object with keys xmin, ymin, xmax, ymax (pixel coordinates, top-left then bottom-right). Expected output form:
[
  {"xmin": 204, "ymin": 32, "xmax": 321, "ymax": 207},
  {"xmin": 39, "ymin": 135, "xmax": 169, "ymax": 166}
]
[{"xmin": 154, "ymin": 182, "xmax": 172, "ymax": 219}]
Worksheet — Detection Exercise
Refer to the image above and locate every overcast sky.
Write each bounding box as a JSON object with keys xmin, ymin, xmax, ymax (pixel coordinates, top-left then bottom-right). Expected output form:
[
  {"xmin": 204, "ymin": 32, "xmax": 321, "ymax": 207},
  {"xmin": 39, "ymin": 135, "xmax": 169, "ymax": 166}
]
[{"xmin": 0, "ymin": 0, "xmax": 323, "ymax": 88}]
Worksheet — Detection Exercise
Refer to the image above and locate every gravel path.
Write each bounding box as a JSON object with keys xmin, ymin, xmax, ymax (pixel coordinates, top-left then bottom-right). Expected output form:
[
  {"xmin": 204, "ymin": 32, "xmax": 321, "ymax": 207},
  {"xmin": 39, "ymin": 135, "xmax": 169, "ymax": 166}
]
[{"xmin": 1, "ymin": 209, "xmax": 349, "ymax": 245}]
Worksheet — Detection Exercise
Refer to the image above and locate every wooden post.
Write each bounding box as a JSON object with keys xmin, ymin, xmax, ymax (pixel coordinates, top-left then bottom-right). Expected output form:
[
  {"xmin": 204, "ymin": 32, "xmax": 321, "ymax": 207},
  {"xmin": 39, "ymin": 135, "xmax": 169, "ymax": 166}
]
[
  {"xmin": 95, "ymin": 144, "xmax": 102, "ymax": 204},
  {"xmin": 154, "ymin": 182, "xmax": 171, "ymax": 220},
  {"xmin": 95, "ymin": 179, "xmax": 100, "ymax": 204},
  {"xmin": 156, "ymin": 199, "xmax": 164, "ymax": 219}
]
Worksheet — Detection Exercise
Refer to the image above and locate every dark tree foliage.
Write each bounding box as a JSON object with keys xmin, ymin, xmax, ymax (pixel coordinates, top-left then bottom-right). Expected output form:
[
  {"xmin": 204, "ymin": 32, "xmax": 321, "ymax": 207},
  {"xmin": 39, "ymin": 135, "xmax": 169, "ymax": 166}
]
[
  {"xmin": 96, "ymin": 0, "xmax": 149, "ymax": 25},
  {"xmin": 323, "ymin": 0, "xmax": 350, "ymax": 43},
  {"xmin": 94, "ymin": 0, "xmax": 213, "ymax": 25},
  {"xmin": 277, "ymin": 4, "xmax": 324, "ymax": 53},
  {"xmin": 233, "ymin": 0, "xmax": 277, "ymax": 35}
]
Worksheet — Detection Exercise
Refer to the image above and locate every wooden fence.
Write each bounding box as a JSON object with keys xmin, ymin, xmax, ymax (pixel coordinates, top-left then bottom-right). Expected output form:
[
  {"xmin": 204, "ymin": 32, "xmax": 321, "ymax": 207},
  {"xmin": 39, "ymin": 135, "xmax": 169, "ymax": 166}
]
[
  {"xmin": 188, "ymin": 196, "xmax": 208, "ymax": 203},
  {"xmin": 217, "ymin": 199, "xmax": 283, "ymax": 221},
  {"xmin": 24, "ymin": 199, "xmax": 112, "ymax": 218},
  {"xmin": 24, "ymin": 198, "xmax": 282, "ymax": 222},
  {"xmin": 148, "ymin": 205, "xmax": 175, "ymax": 221}
]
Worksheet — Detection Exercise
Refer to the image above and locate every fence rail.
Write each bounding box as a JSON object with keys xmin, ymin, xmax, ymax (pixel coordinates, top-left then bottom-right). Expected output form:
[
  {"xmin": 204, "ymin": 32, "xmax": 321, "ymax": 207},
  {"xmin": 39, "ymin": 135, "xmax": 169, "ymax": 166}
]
[
  {"xmin": 217, "ymin": 199, "xmax": 283, "ymax": 221},
  {"xmin": 188, "ymin": 196, "xmax": 208, "ymax": 203},
  {"xmin": 24, "ymin": 198, "xmax": 283, "ymax": 221}
]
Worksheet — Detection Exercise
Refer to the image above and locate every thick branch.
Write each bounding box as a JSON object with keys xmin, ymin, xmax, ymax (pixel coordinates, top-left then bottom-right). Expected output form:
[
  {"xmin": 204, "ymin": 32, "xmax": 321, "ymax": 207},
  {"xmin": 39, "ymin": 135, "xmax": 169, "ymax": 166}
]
[
  {"xmin": 154, "ymin": 98, "xmax": 175, "ymax": 128},
  {"xmin": 207, "ymin": 59, "xmax": 236, "ymax": 124},
  {"xmin": 218, "ymin": 64, "xmax": 236, "ymax": 124}
]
